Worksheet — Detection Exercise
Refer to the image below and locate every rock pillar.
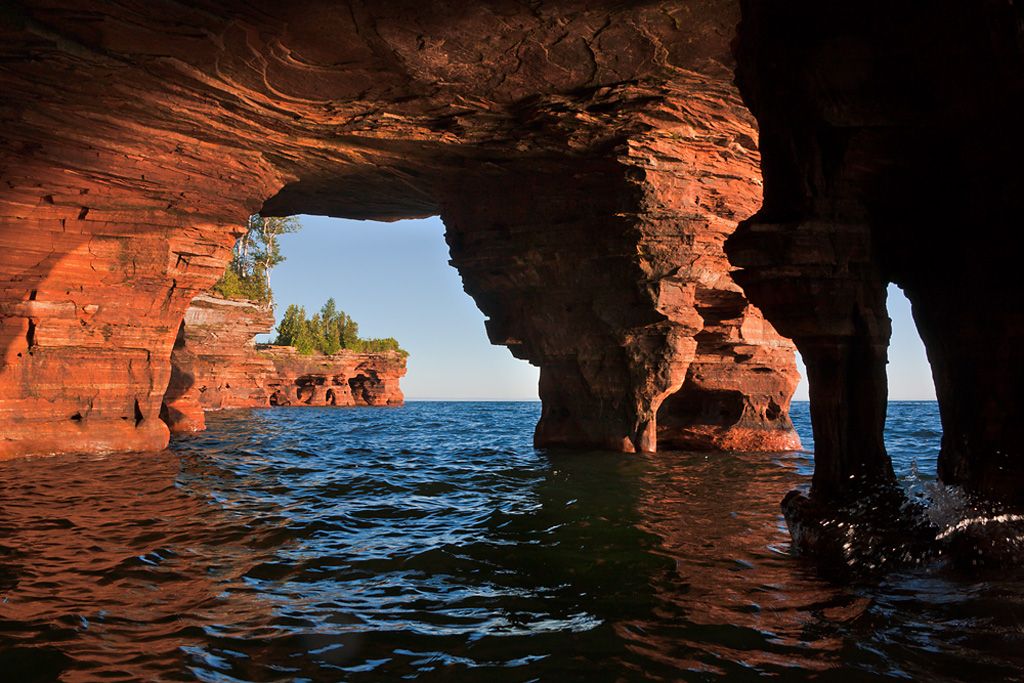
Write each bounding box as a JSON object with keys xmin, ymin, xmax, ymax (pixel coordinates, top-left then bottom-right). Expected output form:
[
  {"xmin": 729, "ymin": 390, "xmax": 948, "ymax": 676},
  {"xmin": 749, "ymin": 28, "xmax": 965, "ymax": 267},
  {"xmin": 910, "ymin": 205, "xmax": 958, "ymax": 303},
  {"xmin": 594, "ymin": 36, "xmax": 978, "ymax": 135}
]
[
  {"xmin": 732, "ymin": 0, "xmax": 1024, "ymax": 502},
  {"xmin": 443, "ymin": 84, "xmax": 800, "ymax": 453}
]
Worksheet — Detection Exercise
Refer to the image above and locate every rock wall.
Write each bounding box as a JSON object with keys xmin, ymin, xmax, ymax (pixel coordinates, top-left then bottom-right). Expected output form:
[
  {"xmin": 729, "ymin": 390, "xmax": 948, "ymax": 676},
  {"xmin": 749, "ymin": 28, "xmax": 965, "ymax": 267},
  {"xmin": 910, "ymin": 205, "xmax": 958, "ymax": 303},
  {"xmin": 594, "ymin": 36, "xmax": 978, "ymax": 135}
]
[
  {"xmin": 729, "ymin": 0, "xmax": 1024, "ymax": 504},
  {"xmin": 5, "ymin": 0, "xmax": 1019, "ymax": 514},
  {"xmin": 261, "ymin": 347, "xmax": 406, "ymax": 410},
  {"xmin": 161, "ymin": 294, "xmax": 405, "ymax": 433},
  {"xmin": 442, "ymin": 80, "xmax": 800, "ymax": 453},
  {"xmin": 161, "ymin": 294, "xmax": 277, "ymax": 432},
  {"xmin": 0, "ymin": 0, "xmax": 800, "ymax": 459}
]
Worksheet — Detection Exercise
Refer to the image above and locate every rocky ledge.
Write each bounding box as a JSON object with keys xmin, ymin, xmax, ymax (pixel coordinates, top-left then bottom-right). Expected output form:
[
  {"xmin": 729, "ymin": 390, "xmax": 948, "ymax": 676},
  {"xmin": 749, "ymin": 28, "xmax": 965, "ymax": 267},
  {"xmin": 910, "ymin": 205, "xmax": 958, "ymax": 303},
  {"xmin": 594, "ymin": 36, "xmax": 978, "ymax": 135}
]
[{"xmin": 161, "ymin": 295, "xmax": 404, "ymax": 433}]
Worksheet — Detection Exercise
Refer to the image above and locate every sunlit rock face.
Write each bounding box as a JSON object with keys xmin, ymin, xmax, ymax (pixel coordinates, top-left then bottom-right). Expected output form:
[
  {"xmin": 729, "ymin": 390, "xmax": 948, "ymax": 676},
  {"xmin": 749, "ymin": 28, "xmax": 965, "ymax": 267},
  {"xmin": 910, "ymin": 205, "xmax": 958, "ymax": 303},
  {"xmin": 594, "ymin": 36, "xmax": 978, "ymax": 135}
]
[
  {"xmin": 161, "ymin": 295, "xmax": 278, "ymax": 432},
  {"xmin": 729, "ymin": 1, "xmax": 1024, "ymax": 503},
  {"xmin": 0, "ymin": 0, "xmax": 798, "ymax": 458},
  {"xmin": 161, "ymin": 295, "xmax": 405, "ymax": 433},
  {"xmin": 441, "ymin": 78, "xmax": 800, "ymax": 453},
  {"xmin": 261, "ymin": 348, "xmax": 406, "ymax": 410}
]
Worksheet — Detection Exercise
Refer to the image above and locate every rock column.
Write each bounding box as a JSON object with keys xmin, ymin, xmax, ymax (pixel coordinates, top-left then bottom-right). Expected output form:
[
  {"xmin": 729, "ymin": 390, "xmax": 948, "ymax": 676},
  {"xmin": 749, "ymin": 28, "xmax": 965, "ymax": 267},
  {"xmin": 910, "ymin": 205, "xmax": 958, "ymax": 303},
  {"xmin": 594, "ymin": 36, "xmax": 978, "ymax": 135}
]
[
  {"xmin": 727, "ymin": 219, "xmax": 894, "ymax": 497},
  {"xmin": 443, "ymin": 158, "xmax": 692, "ymax": 452},
  {"xmin": 444, "ymin": 84, "xmax": 800, "ymax": 453},
  {"xmin": 731, "ymin": 0, "xmax": 1024, "ymax": 502}
]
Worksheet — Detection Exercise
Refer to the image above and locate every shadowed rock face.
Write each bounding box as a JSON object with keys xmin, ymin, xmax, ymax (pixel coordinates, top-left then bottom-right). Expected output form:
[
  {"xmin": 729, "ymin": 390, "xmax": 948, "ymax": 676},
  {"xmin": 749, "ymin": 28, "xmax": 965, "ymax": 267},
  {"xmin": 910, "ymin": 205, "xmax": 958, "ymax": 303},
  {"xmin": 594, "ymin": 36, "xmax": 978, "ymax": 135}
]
[
  {"xmin": 0, "ymin": 0, "xmax": 800, "ymax": 459},
  {"xmin": 729, "ymin": 0, "xmax": 1024, "ymax": 504},
  {"xmin": 161, "ymin": 294, "xmax": 405, "ymax": 433}
]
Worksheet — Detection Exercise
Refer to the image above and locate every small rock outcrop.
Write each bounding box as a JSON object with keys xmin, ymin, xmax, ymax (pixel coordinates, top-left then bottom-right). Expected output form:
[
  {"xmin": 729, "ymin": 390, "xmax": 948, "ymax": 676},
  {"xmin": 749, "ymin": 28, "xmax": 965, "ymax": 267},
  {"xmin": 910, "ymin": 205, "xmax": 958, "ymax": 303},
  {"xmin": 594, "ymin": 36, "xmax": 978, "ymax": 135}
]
[
  {"xmin": 161, "ymin": 295, "xmax": 277, "ymax": 432},
  {"xmin": 161, "ymin": 295, "xmax": 404, "ymax": 433},
  {"xmin": 262, "ymin": 346, "xmax": 406, "ymax": 410}
]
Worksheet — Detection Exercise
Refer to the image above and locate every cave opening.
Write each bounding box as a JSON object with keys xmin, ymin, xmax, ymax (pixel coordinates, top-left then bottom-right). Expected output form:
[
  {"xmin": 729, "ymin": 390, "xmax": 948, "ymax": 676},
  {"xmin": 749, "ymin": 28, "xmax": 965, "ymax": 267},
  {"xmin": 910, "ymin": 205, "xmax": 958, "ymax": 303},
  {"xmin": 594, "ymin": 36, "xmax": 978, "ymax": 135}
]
[
  {"xmin": 883, "ymin": 283, "xmax": 940, "ymax": 480},
  {"xmin": 264, "ymin": 214, "xmax": 540, "ymax": 403}
]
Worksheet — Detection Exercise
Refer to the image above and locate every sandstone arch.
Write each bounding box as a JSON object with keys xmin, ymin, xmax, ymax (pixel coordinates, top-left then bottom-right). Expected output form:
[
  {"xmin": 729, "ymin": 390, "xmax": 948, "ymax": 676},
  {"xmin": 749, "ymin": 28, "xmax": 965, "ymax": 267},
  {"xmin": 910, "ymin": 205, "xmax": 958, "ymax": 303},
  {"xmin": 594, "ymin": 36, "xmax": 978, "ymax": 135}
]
[
  {"xmin": 0, "ymin": 0, "xmax": 801, "ymax": 461},
  {"xmin": 4, "ymin": 0, "xmax": 1019, "ymax": 515}
]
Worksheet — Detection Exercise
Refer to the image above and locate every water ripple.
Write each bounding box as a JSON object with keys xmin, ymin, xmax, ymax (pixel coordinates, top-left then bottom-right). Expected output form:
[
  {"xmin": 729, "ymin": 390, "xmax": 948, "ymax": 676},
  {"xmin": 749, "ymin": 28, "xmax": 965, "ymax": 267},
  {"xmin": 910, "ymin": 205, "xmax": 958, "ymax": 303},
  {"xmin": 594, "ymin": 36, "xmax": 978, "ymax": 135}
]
[{"xmin": 2, "ymin": 401, "xmax": 1024, "ymax": 680}]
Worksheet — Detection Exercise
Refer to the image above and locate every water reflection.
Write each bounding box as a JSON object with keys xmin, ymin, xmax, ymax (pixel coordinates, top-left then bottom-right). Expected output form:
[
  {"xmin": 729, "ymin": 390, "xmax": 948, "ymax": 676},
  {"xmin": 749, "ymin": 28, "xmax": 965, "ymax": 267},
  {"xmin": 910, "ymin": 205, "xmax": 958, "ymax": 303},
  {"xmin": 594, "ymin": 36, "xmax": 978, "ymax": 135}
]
[
  {"xmin": 1, "ymin": 403, "xmax": 1023, "ymax": 681},
  {"xmin": 623, "ymin": 451, "xmax": 835, "ymax": 676},
  {"xmin": 0, "ymin": 450, "xmax": 279, "ymax": 681}
]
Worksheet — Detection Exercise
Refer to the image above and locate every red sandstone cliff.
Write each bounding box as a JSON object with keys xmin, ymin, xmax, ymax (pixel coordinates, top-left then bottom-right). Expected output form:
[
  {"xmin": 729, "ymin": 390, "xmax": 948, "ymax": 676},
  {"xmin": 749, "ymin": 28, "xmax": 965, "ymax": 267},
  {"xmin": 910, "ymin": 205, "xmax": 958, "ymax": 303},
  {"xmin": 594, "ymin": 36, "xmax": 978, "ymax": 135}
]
[
  {"xmin": 0, "ymin": 1, "xmax": 799, "ymax": 459},
  {"xmin": 3, "ymin": 0, "xmax": 1022, "ymax": 544},
  {"xmin": 261, "ymin": 346, "xmax": 406, "ymax": 410},
  {"xmin": 161, "ymin": 295, "xmax": 405, "ymax": 434}
]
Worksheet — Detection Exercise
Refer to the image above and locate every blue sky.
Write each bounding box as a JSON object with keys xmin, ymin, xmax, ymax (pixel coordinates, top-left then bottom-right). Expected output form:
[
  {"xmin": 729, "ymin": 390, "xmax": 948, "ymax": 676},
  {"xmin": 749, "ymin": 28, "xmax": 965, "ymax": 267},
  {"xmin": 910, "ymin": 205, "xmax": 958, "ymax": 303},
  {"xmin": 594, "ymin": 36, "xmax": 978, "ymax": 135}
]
[{"xmin": 266, "ymin": 215, "xmax": 936, "ymax": 401}]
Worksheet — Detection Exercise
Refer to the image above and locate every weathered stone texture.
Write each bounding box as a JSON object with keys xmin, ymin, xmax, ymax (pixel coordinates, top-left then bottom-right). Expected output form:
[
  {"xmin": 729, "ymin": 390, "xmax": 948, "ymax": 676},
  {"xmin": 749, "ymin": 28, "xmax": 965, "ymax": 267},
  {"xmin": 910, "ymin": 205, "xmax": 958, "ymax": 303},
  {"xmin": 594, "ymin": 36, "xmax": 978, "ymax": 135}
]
[
  {"xmin": 161, "ymin": 295, "xmax": 278, "ymax": 432},
  {"xmin": 443, "ymin": 79, "xmax": 799, "ymax": 452},
  {"xmin": 0, "ymin": 1, "xmax": 798, "ymax": 458},
  {"xmin": 262, "ymin": 347, "xmax": 406, "ymax": 410},
  {"xmin": 161, "ymin": 294, "xmax": 405, "ymax": 433},
  {"xmin": 729, "ymin": 0, "xmax": 1024, "ymax": 503}
]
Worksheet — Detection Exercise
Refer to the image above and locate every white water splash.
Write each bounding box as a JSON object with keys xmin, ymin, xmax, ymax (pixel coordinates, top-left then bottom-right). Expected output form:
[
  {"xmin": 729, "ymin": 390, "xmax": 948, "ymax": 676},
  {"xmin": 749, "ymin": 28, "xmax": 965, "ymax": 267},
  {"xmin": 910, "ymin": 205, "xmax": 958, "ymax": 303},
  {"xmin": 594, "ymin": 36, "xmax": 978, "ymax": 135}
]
[
  {"xmin": 935, "ymin": 513, "xmax": 1024, "ymax": 541},
  {"xmin": 900, "ymin": 464, "xmax": 1024, "ymax": 554}
]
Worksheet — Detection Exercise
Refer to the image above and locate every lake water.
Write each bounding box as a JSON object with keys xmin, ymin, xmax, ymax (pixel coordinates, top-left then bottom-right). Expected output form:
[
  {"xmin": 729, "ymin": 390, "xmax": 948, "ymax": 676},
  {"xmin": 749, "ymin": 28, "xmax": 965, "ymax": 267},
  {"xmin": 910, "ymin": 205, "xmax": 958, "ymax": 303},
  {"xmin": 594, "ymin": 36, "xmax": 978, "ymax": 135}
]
[{"xmin": 3, "ymin": 401, "xmax": 1024, "ymax": 681}]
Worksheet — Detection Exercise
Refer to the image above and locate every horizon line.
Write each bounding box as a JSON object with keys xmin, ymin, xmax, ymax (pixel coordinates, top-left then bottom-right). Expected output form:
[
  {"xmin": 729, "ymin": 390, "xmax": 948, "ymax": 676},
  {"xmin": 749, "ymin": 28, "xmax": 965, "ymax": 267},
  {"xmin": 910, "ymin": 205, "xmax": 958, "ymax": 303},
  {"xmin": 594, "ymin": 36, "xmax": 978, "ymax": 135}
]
[{"xmin": 403, "ymin": 397, "xmax": 939, "ymax": 403}]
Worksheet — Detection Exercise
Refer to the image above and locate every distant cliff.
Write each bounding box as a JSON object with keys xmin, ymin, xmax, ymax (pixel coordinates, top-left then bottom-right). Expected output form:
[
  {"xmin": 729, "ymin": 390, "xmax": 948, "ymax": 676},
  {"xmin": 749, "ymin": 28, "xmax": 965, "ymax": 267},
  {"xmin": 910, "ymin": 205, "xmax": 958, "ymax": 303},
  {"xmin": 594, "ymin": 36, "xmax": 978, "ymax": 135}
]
[{"xmin": 161, "ymin": 295, "xmax": 405, "ymax": 433}]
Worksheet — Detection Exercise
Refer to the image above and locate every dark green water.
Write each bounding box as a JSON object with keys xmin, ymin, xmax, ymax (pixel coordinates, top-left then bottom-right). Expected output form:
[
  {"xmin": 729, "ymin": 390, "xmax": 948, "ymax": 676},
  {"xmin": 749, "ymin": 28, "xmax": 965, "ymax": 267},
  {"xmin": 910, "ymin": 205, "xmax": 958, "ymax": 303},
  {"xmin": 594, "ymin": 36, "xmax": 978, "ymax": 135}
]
[{"xmin": 2, "ymin": 401, "xmax": 1023, "ymax": 681}]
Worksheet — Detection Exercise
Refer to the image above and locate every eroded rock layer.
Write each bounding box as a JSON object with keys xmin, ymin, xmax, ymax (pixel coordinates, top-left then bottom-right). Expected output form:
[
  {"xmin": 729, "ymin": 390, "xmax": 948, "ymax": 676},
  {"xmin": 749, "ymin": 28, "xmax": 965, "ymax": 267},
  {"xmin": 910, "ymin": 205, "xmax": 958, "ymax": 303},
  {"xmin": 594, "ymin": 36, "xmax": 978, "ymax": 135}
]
[
  {"xmin": 0, "ymin": 0, "xmax": 798, "ymax": 458},
  {"xmin": 262, "ymin": 347, "xmax": 406, "ymax": 411},
  {"xmin": 161, "ymin": 294, "xmax": 404, "ymax": 433},
  {"xmin": 161, "ymin": 294, "xmax": 277, "ymax": 432},
  {"xmin": 442, "ymin": 80, "xmax": 800, "ymax": 452},
  {"xmin": 729, "ymin": 0, "xmax": 1024, "ymax": 503}
]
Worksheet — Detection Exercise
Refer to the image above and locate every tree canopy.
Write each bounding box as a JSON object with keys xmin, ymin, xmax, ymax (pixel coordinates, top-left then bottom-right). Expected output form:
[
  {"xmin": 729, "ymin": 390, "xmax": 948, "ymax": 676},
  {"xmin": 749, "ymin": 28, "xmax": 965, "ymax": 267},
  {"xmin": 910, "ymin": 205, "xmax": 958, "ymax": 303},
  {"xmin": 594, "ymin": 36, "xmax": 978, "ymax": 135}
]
[
  {"xmin": 212, "ymin": 218, "xmax": 404, "ymax": 357},
  {"xmin": 212, "ymin": 214, "xmax": 301, "ymax": 302},
  {"xmin": 274, "ymin": 298, "xmax": 406, "ymax": 357}
]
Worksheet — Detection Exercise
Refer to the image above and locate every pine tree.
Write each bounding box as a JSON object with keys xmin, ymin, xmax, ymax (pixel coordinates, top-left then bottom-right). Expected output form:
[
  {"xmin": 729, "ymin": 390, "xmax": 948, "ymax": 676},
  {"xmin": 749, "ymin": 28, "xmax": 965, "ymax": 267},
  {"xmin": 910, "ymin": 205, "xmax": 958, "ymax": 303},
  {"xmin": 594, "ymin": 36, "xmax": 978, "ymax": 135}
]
[
  {"xmin": 293, "ymin": 321, "xmax": 316, "ymax": 355},
  {"xmin": 341, "ymin": 313, "xmax": 360, "ymax": 349},
  {"xmin": 272, "ymin": 297, "xmax": 406, "ymax": 357},
  {"xmin": 274, "ymin": 304, "xmax": 306, "ymax": 346},
  {"xmin": 213, "ymin": 214, "xmax": 301, "ymax": 303},
  {"xmin": 319, "ymin": 298, "xmax": 341, "ymax": 354}
]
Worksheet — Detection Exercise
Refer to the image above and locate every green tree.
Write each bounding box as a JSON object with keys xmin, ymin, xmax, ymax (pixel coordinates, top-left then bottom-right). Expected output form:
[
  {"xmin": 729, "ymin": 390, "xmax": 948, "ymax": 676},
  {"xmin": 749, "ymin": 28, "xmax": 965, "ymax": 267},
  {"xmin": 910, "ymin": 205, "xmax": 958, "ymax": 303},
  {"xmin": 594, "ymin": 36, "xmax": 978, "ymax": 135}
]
[
  {"xmin": 340, "ymin": 313, "xmax": 360, "ymax": 350},
  {"xmin": 292, "ymin": 323, "xmax": 316, "ymax": 355},
  {"xmin": 356, "ymin": 337, "xmax": 404, "ymax": 354},
  {"xmin": 271, "ymin": 297, "xmax": 406, "ymax": 357},
  {"xmin": 308, "ymin": 312, "xmax": 324, "ymax": 352},
  {"xmin": 213, "ymin": 214, "xmax": 301, "ymax": 303},
  {"xmin": 275, "ymin": 304, "xmax": 307, "ymax": 345},
  {"xmin": 318, "ymin": 298, "xmax": 342, "ymax": 355}
]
